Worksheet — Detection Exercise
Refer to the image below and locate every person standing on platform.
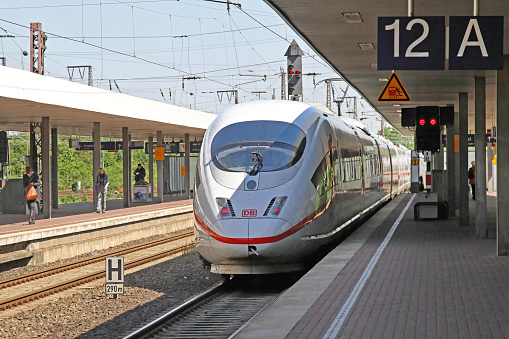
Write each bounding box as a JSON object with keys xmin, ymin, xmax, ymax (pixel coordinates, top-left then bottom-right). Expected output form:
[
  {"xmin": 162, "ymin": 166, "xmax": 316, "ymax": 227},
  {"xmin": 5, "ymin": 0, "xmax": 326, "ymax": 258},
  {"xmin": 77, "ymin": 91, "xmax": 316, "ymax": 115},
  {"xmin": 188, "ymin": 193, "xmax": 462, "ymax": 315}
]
[
  {"xmin": 23, "ymin": 166, "xmax": 40, "ymax": 224},
  {"xmin": 95, "ymin": 168, "xmax": 109, "ymax": 213},
  {"xmin": 468, "ymin": 161, "xmax": 476, "ymax": 201},
  {"xmin": 133, "ymin": 163, "xmax": 146, "ymax": 184}
]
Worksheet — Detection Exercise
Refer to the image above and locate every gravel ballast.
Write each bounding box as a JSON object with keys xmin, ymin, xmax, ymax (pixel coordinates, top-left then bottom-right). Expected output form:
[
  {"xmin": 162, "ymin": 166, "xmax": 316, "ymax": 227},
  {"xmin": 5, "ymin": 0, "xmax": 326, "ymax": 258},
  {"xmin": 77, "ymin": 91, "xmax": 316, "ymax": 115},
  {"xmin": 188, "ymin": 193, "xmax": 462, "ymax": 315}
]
[{"xmin": 0, "ymin": 252, "xmax": 223, "ymax": 339}]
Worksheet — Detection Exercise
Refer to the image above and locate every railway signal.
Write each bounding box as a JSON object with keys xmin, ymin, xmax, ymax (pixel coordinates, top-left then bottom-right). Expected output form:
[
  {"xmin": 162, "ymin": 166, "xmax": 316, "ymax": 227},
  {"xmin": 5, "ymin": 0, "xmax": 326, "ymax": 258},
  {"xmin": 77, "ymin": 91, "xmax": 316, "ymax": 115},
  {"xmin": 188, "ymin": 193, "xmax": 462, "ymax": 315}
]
[
  {"xmin": 415, "ymin": 106, "xmax": 441, "ymax": 152},
  {"xmin": 285, "ymin": 40, "xmax": 303, "ymax": 101}
]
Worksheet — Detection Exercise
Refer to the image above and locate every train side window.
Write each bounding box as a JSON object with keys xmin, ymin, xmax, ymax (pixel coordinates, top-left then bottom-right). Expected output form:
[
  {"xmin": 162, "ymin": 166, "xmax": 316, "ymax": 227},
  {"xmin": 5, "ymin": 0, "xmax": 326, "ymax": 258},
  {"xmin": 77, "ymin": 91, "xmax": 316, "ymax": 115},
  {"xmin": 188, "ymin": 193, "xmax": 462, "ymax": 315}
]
[
  {"xmin": 194, "ymin": 157, "xmax": 201, "ymax": 189},
  {"xmin": 311, "ymin": 148, "xmax": 336, "ymax": 196}
]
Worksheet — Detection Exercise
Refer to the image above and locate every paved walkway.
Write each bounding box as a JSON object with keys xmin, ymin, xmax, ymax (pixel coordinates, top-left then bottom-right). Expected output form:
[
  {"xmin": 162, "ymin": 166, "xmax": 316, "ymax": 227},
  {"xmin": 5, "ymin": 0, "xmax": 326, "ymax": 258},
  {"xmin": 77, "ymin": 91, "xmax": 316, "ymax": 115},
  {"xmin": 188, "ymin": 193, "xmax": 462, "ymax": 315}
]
[
  {"xmin": 238, "ymin": 193, "xmax": 507, "ymax": 338},
  {"xmin": 0, "ymin": 197, "xmax": 192, "ymax": 236}
]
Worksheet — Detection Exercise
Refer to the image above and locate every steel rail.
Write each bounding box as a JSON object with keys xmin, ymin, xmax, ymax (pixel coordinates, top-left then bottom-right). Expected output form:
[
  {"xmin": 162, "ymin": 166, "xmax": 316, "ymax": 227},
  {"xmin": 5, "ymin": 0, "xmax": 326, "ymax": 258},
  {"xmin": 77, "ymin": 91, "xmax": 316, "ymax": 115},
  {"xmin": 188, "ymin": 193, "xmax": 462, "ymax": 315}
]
[
  {"xmin": 122, "ymin": 280, "xmax": 228, "ymax": 339},
  {"xmin": 121, "ymin": 277, "xmax": 291, "ymax": 339},
  {"xmin": 0, "ymin": 231, "xmax": 194, "ymax": 290},
  {"xmin": 0, "ymin": 240, "xmax": 194, "ymax": 311}
]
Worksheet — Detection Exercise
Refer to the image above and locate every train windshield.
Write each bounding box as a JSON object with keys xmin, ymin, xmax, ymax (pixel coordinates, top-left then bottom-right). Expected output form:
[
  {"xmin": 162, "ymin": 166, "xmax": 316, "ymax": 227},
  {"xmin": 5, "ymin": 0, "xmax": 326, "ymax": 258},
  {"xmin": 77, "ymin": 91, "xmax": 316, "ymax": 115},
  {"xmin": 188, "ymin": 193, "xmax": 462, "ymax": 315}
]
[{"xmin": 211, "ymin": 121, "xmax": 306, "ymax": 173}]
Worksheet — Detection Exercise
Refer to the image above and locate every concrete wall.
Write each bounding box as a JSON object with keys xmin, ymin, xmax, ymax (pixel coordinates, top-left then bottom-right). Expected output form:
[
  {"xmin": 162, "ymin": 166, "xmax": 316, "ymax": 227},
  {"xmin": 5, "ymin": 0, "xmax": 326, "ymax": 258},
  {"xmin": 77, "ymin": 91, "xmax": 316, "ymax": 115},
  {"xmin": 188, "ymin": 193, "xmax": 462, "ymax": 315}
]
[
  {"xmin": 0, "ymin": 205, "xmax": 194, "ymax": 271},
  {"xmin": 1, "ymin": 179, "xmax": 26, "ymax": 214}
]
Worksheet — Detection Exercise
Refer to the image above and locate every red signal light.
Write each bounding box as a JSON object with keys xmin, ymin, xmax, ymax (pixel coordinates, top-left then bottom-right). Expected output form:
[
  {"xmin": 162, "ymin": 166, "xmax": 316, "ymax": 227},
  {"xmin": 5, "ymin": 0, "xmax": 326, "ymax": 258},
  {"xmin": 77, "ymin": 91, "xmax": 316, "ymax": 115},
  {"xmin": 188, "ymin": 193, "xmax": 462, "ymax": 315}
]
[
  {"xmin": 296, "ymin": 70, "xmax": 301, "ymax": 74},
  {"xmin": 220, "ymin": 207, "xmax": 230, "ymax": 216},
  {"xmin": 430, "ymin": 118, "xmax": 437, "ymax": 126},
  {"xmin": 289, "ymin": 70, "xmax": 294, "ymax": 74},
  {"xmin": 419, "ymin": 119, "xmax": 426, "ymax": 126}
]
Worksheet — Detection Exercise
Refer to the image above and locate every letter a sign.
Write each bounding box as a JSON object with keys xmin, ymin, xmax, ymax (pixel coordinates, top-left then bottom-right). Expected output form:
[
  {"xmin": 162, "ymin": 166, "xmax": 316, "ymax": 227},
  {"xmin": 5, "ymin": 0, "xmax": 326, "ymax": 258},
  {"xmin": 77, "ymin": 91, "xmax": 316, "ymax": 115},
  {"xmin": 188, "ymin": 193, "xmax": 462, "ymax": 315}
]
[{"xmin": 378, "ymin": 73, "xmax": 411, "ymax": 102}]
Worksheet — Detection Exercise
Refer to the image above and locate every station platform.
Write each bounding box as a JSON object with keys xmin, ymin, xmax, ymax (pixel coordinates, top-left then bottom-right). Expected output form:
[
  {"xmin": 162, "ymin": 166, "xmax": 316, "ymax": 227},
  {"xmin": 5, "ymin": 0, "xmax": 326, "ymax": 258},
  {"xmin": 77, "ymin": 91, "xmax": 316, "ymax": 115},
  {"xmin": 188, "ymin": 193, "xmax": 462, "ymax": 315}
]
[
  {"xmin": 0, "ymin": 198, "xmax": 193, "ymax": 270},
  {"xmin": 237, "ymin": 192, "xmax": 508, "ymax": 338}
]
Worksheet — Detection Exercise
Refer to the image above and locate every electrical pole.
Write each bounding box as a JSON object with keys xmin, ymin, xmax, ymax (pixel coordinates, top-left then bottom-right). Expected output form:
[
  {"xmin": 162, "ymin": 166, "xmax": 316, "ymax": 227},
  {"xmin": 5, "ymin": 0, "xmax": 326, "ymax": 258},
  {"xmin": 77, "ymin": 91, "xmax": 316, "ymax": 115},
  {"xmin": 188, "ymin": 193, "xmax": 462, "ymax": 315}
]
[
  {"xmin": 217, "ymin": 90, "xmax": 238, "ymax": 104},
  {"xmin": 0, "ymin": 35, "xmax": 14, "ymax": 67},
  {"xmin": 67, "ymin": 65, "xmax": 93, "ymax": 86},
  {"xmin": 280, "ymin": 67, "xmax": 286, "ymax": 100},
  {"xmin": 29, "ymin": 22, "xmax": 47, "ymax": 173},
  {"xmin": 30, "ymin": 22, "xmax": 47, "ymax": 75}
]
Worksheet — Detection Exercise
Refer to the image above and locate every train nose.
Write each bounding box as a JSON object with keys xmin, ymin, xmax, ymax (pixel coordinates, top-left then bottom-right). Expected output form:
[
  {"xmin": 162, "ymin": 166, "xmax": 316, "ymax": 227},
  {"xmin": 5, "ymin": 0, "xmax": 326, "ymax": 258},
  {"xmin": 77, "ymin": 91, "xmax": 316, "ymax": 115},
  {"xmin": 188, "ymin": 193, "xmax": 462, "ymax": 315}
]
[
  {"xmin": 208, "ymin": 219, "xmax": 249, "ymax": 260},
  {"xmin": 247, "ymin": 218, "xmax": 294, "ymax": 257},
  {"xmin": 207, "ymin": 218, "xmax": 293, "ymax": 260}
]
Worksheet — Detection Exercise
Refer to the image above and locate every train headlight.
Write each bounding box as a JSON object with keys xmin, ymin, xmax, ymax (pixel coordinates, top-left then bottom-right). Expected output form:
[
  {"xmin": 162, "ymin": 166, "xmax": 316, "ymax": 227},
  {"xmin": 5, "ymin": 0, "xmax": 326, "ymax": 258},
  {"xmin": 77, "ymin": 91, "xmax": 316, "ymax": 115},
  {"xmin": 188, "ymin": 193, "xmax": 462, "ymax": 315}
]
[
  {"xmin": 216, "ymin": 198, "xmax": 227, "ymax": 207},
  {"xmin": 270, "ymin": 196, "xmax": 288, "ymax": 215},
  {"xmin": 216, "ymin": 197, "xmax": 235, "ymax": 218},
  {"xmin": 220, "ymin": 207, "xmax": 230, "ymax": 216}
]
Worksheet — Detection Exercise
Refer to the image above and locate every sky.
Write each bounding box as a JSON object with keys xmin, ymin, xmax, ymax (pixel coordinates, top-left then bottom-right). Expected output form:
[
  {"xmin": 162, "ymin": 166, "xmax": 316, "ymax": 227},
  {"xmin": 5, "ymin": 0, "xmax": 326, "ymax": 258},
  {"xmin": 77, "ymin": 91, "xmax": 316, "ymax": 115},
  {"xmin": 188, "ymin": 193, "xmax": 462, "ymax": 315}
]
[{"xmin": 0, "ymin": 0, "xmax": 385, "ymax": 133}]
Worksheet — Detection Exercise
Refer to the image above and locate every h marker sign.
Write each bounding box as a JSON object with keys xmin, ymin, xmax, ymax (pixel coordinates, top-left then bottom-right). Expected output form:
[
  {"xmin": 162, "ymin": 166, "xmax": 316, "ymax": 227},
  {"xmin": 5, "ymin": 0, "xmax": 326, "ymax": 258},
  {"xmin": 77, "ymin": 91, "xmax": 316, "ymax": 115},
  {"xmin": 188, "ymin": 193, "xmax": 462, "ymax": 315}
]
[{"xmin": 105, "ymin": 256, "xmax": 124, "ymax": 296}]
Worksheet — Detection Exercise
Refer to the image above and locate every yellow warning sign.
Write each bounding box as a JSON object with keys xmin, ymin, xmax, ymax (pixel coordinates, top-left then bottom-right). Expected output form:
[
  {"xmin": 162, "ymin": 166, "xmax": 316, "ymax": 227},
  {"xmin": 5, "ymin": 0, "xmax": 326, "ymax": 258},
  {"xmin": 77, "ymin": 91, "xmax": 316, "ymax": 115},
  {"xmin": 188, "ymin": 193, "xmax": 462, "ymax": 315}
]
[
  {"xmin": 411, "ymin": 158, "xmax": 419, "ymax": 166},
  {"xmin": 378, "ymin": 73, "xmax": 411, "ymax": 102}
]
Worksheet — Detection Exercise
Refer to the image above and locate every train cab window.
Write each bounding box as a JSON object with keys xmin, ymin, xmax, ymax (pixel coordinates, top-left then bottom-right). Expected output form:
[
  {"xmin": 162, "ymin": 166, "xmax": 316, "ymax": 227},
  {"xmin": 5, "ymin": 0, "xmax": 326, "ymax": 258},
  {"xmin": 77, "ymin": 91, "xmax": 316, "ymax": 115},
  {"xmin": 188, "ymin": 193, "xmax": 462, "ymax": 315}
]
[{"xmin": 211, "ymin": 121, "xmax": 306, "ymax": 173}]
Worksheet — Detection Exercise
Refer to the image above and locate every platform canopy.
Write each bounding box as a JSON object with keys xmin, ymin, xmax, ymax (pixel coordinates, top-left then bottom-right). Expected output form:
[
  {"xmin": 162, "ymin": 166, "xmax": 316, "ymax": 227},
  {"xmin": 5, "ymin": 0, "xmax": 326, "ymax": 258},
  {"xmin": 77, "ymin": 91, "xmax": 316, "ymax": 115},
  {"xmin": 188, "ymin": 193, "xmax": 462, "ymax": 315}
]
[
  {"xmin": 0, "ymin": 66, "xmax": 217, "ymax": 139},
  {"xmin": 265, "ymin": 0, "xmax": 509, "ymax": 135}
]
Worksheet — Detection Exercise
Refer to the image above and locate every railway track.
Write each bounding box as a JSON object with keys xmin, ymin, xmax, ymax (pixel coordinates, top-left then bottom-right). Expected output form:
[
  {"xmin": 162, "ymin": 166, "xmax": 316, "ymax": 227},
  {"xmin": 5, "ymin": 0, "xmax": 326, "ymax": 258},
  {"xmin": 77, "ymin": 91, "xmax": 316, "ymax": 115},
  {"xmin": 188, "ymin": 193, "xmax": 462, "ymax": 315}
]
[
  {"xmin": 122, "ymin": 275, "xmax": 295, "ymax": 339},
  {"xmin": 0, "ymin": 231, "xmax": 194, "ymax": 311}
]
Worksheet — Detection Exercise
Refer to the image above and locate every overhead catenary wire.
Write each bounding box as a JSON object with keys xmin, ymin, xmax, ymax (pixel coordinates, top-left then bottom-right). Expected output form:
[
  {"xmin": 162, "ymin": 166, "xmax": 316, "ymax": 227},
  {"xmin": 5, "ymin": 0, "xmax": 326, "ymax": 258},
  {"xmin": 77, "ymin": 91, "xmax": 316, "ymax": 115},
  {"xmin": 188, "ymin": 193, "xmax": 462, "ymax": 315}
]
[
  {"xmin": 0, "ymin": 18, "xmax": 251, "ymax": 94},
  {"xmin": 8, "ymin": 24, "xmax": 286, "ymax": 40},
  {"xmin": 0, "ymin": 2, "xmax": 343, "ymax": 110}
]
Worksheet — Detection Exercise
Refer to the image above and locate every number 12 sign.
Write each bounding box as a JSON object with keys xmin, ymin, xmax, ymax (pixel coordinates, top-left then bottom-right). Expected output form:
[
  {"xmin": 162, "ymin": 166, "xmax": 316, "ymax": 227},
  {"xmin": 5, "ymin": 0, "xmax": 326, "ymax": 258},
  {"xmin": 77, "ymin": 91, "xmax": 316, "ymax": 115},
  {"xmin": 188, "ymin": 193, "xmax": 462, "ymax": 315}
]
[{"xmin": 378, "ymin": 16, "xmax": 445, "ymax": 70}]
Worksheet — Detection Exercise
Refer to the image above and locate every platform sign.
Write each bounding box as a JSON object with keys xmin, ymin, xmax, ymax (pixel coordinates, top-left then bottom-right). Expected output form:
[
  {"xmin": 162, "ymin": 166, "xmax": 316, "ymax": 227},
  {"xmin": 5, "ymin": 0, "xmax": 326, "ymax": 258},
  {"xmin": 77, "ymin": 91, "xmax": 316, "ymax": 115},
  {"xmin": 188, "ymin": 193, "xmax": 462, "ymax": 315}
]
[
  {"xmin": 378, "ymin": 16, "xmax": 445, "ymax": 70},
  {"xmin": 105, "ymin": 256, "xmax": 124, "ymax": 296},
  {"xmin": 378, "ymin": 73, "xmax": 411, "ymax": 102},
  {"xmin": 378, "ymin": 16, "xmax": 503, "ymax": 70},
  {"xmin": 154, "ymin": 146, "xmax": 164, "ymax": 161},
  {"xmin": 76, "ymin": 141, "xmax": 144, "ymax": 151},
  {"xmin": 145, "ymin": 141, "xmax": 202, "ymax": 155},
  {"xmin": 441, "ymin": 134, "xmax": 496, "ymax": 146},
  {"xmin": 449, "ymin": 16, "xmax": 503, "ymax": 70}
]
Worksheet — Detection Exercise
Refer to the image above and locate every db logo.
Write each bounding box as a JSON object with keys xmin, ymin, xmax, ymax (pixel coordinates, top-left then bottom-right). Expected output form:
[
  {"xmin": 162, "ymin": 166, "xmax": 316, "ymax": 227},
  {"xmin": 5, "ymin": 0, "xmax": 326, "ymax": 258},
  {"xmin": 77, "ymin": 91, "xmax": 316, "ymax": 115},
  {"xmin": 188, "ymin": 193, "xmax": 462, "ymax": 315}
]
[{"xmin": 242, "ymin": 209, "xmax": 257, "ymax": 217}]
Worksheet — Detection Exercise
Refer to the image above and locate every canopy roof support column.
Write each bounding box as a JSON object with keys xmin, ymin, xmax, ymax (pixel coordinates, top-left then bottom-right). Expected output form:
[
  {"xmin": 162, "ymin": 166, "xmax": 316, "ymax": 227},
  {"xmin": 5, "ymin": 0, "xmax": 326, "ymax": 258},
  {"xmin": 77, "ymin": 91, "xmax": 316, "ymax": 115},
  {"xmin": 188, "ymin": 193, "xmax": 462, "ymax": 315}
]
[
  {"xmin": 41, "ymin": 117, "xmax": 51, "ymax": 219},
  {"xmin": 185, "ymin": 133, "xmax": 190, "ymax": 199},
  {"xmin": 446, "ymin": 109, "xmax": 456, "ymax": 217},
  {"xmin": 123, "ymin": 127, "xmax": 130, "ymax": 208},
  {"xmin": 157, "ymin": 131, "xmax": 163, "ymax": 203},
  {"xmin": 148, "ymin": 136, "xmax": 153, "ymax": 188},
  {"xmin": 497, "ymin": 55, "xmax": 509, "ymax": 255},
  {"xmin": 475, "ymin": 76, "xmax": 487, "ymax": 238},
  {"xmin": 51, "ymin": 127, "xmax": 58, "ymax": 210},
  {"xmin": 459, "ymin": 92, "xmax": 469, "ymax": 226},
  {"xmin": 93, "ymin": 122, "xmax": 100, "ymax": 209}
]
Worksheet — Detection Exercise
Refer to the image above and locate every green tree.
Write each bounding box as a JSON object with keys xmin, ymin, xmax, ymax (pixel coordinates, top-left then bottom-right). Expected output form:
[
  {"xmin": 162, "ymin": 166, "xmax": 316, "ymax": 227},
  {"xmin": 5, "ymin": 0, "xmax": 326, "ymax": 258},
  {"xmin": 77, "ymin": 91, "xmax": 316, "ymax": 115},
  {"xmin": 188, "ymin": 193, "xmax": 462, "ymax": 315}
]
[
  {"xmin": 6, "ymin": 133, "xmax": 157, "ymax": 204},
  {"xmin": 58, "ymin": 135, "xmax": 93, "ymax": 190},
  {"xmin": 7, "ymin": 132, "xmax": 29, "ymax": 178},
  {"xmin": 383, "ymin": 127, "xmax": 414, "ymax": 150}
]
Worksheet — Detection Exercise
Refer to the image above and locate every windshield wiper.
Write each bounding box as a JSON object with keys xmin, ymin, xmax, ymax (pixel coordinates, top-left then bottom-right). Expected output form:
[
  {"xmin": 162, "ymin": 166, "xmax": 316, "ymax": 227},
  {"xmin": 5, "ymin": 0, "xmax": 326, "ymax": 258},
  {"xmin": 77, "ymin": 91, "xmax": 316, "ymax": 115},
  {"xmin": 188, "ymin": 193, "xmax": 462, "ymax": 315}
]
[{"xmin": 248, "ymin": 151, "xmax": 263, "ymax": 176}]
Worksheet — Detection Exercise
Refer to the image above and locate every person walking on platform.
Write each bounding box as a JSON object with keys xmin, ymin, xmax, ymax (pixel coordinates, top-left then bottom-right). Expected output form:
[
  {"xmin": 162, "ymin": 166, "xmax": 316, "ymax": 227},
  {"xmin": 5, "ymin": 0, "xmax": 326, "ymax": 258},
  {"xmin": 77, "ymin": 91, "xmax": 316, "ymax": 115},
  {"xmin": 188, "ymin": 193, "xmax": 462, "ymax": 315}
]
[
  {"xmin": 94, "ymin": 168, "xmax": 109, "ymax": 213},
  {"xmin": 133, "ymin": 163, "xmax": 146, "ymax": 184},
  {"xmin": 468, "ymin": 161, "xmax": 476, "ymax": 201},
  {"xmin": 23, "ymin": 166, "xmax": 40, "ymax": 224}
]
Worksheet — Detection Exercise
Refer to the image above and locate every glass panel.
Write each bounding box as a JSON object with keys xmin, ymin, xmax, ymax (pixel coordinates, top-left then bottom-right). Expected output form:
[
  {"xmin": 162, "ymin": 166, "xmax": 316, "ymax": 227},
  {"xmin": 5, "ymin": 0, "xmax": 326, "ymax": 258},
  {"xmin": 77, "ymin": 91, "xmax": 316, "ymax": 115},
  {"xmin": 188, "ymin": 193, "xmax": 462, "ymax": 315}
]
[{"xmin": 211, "ymin": 121, "xmax": 306, "ymax": 173}]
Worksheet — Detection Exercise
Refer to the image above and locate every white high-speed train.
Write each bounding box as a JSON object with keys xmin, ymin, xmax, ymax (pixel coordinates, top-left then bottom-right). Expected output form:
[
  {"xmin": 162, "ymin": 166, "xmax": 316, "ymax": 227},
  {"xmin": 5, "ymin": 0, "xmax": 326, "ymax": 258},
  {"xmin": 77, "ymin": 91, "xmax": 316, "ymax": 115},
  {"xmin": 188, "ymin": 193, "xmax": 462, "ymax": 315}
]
[{"xmin": 193, "ymin": 101, "xmax": 410, "ymax": 274}]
